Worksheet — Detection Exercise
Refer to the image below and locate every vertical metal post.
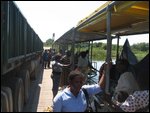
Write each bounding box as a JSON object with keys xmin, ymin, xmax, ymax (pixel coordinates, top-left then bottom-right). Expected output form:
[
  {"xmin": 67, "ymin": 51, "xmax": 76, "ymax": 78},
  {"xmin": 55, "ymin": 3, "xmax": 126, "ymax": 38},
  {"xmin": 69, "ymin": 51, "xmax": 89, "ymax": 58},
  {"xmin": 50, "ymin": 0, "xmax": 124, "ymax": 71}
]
[
  {"xmin": 24, "ymin": 20, "xmax": 27, "ymax": 56},
  {"xmin": 116, "ymin": 35, "xmax": 120, "ymax": 62},
  {"xmin": 71, "ymin": 28, "xmax": 75, "ymax": 70},
  {"xmin": 105, "ymin": 5, "xmax": 112, "ymax": 94},
  {"xmin": 88, "ymin": 41, "xmax": 90, "ymax": 61},
  {"xmin": 90, "ymin": 41, "xmax": 93, "ymax": 62}
]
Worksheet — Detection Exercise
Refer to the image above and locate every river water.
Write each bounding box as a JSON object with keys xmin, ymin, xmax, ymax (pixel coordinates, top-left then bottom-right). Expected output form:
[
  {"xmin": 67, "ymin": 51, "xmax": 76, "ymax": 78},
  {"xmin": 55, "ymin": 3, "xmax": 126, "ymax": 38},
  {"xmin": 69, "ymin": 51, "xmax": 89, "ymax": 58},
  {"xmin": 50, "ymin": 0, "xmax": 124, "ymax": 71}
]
[
  {"xmin": 91, "ymin": 61, "xmax": 105, "ymax": 82},
  {"xmin": 91, "ymin": 60, "xmax": 116, "ymax": 82}
]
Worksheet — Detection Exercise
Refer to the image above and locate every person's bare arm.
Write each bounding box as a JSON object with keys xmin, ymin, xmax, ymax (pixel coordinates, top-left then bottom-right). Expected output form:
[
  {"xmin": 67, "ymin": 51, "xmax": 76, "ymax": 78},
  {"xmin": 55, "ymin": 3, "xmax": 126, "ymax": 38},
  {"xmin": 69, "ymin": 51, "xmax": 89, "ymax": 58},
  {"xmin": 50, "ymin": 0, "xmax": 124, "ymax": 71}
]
[{"xmin": 98, "ymin": 73, "xmax": 105, "ymax": 89}]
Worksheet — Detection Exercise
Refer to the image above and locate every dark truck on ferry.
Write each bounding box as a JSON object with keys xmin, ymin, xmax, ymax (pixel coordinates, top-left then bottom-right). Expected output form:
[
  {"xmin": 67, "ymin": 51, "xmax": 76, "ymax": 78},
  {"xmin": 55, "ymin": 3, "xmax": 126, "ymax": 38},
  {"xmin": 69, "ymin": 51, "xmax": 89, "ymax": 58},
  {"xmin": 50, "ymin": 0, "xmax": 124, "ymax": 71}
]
[{"xmin": 1, "ymin": 1, "xmax": 43, "ymax": 112}]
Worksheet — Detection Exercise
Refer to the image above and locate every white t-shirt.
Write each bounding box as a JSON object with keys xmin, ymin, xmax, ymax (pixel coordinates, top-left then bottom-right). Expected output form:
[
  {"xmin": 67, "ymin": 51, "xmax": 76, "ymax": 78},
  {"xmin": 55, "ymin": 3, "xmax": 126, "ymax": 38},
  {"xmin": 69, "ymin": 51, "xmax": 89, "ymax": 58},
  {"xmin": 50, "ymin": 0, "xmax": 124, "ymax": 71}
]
[
  {"xmin": 115, "ymin": 72, "xmax": 140, "ymax": 95},
  {"xmin": 77, "ymin": 56, "xmax": 88, "ymax": 68}
]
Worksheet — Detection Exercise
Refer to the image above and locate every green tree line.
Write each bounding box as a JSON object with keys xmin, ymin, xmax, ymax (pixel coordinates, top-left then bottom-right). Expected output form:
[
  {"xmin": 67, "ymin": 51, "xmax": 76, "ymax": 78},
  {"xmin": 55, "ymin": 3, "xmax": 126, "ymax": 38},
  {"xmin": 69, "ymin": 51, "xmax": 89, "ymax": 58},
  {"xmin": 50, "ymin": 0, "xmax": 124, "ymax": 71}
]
[
  {"xmin": 43, "ymin": 38, "xmax": 54, "ymax": 47},
  {"xmin": 44, "ymin": 38, "xmax": 149, "ymax": 61},
  {"xmin": 76, "ymin": 42, "xmax": 149, "ymax": 61}
]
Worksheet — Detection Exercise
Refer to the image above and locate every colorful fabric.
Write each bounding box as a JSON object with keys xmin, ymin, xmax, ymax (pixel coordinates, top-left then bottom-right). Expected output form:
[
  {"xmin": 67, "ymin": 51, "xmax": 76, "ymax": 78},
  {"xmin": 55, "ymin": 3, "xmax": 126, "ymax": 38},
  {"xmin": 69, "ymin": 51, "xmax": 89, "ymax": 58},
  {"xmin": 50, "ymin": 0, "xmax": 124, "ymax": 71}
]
[{"xmin": 120, "ymin": 90, "xmax": 149, "ymax": 112}]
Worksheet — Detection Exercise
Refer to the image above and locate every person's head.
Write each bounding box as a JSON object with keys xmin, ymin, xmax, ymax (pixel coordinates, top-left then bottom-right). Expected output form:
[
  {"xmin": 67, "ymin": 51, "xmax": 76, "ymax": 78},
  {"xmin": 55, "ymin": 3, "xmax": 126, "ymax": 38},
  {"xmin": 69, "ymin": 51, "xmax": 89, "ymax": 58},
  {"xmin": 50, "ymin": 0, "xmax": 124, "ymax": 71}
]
[
  {"xmin": 99, "ymin": 61, "xmax": 113, "ymax": 75},
  {"xmin": 45, "ymin": 49, "xmax": 47, "ymax": 52},
  {"xmin": 85, "ymin": 50, "xmax": 89, "ymax": 54},
  {"xmin": 65, "ymin": 50, "xmax": 71, "ymax": 57},
  {"xmin": 66, "ymin": 51, "xmax": 71, "ymax": 57},
  {"xmin": 68, "ymin": 70, "xmax": 84, "ymax": 92},
  {"xmin": 80, "ymin": 51, "xmax": 87, "ymax": 58},
  {"xmin": 55, "ymin": 54, "xmax": 61, "ymax": 62},
  {"xmin": 116, "ymin": 59, "xmax": 129, "ymax": 74}
]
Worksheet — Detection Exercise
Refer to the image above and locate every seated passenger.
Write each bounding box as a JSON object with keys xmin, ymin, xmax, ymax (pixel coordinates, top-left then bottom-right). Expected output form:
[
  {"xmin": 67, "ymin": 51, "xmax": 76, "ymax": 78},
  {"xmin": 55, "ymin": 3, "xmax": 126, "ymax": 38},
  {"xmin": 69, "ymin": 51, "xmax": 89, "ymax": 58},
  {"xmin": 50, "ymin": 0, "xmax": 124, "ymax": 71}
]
[
  {"xmin": 115, "ymin": 59, "xmax": 140, "ymax": 95},
  {"xmin": 98, "ymin": 60, "xmax": 116, "ymax": 82},
  {"xmin": 109, "ymin": 57, "xmax": 149, "ymax": 112}
]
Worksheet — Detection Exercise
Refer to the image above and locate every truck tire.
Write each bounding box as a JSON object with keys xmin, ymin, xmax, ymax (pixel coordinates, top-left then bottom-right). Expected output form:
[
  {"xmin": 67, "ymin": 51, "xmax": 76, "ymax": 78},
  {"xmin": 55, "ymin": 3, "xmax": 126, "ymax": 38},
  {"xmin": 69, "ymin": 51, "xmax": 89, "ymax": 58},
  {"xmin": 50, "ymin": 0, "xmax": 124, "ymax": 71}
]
[
  {"xmin": 5, "ymin": 77, "xmax": 24, "ymax": 112},
  {"xmin": 1, "ymin": 87, "xmax": 13, "ymax": 112},
  {"xmin": 30, "ymin": 61, "xmax": 36, "ymax": 80},
  {"xmin": 13, "ymin": 78, "xmax": 24, "ymax": 112},
  {"xmin": 1, "ymin": 91, "xmax": 9, "ymax": 112},
  {"xmin": 30, "ymin": 61, "xmax": 35, "ymax": 74},
  {"xmin": 19, "ymin": 69, "xmax": 30, "ymax": 104},
  {"xmin": 34, "ymin": 60, "xmax": 39, "ymax": 79},
  {"xmin": 34, "ymin": 60, "xmax": 38, "ymax": 68}
]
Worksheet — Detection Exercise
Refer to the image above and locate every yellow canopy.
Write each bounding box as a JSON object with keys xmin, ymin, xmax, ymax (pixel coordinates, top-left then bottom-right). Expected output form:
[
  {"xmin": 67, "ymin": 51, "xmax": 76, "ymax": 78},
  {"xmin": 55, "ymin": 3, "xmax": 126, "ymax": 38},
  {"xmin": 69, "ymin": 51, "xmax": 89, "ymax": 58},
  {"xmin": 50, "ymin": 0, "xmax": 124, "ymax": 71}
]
[{"xmin": 76, "ymin": 1, "xmax": 149, "ymax": 36}]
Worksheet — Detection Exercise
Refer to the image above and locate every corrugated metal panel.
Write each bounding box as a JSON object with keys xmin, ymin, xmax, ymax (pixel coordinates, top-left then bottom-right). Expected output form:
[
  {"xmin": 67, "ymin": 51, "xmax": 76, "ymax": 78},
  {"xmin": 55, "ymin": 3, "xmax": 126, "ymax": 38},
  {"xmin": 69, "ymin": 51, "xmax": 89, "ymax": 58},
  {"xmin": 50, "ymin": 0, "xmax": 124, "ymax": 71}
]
[
  {"xmin": 54, "ymin": 28, "xmax": 110, "ymax": 44},
  {"xmin": 1, "ymin": 1, "xmax": 43, "ymax": 75}
]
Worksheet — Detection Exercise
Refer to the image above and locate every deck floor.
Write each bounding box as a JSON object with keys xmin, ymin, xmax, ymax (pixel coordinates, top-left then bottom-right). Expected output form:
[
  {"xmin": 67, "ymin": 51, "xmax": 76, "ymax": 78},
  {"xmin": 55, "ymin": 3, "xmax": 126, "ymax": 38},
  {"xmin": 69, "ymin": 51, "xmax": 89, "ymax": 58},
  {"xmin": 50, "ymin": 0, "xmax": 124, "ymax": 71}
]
[{"xmin": 23, "ymin": 65, "xmax": 53, "ymax": 112}]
